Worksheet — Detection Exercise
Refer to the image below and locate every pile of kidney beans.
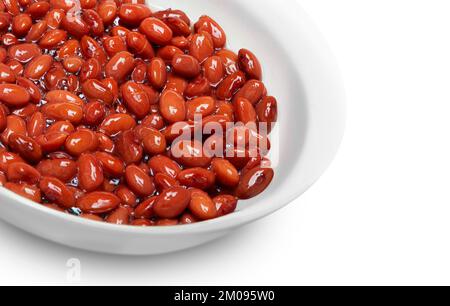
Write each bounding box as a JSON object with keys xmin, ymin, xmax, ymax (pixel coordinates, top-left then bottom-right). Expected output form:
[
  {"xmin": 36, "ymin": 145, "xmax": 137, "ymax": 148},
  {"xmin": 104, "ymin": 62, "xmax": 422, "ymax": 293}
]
[{"xmin": 0, "ymin": 0, "xmax": 278, "ymax": 226}]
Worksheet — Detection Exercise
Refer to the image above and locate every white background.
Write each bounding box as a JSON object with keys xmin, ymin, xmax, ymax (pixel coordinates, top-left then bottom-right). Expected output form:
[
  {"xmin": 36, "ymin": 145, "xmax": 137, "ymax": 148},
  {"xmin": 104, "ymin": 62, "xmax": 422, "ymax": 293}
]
[{"xmin": 1, "ymin": 0, "xmax": 450, "ymax": 285}]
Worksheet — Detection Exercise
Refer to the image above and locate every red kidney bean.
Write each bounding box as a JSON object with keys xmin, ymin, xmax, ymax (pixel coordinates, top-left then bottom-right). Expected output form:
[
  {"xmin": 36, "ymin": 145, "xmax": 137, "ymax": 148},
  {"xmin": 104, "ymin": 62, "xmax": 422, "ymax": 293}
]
[
  {"xmin": 65, "ymin": 129, "xmax": 98, "ymax": 156},
  {"xmin": 94, "ymin": 151, "xmax": 124, "ymax": 177},
  {"xmin": 9, "ymin": 133, "xmax": 43, "ymax": 163},
  {"xmin": 121, "ymin": 81, "xmax": 150, "ymax": 118},
  {"xmin": 0, "ymin": 84, "xmax": 30, "ymax": 107},
  {"xmin": 106, "ymin": 206, "xmax": 130, "ymax": 225},
  {"xmin": 7, "ymin": 162, "xmax": 41, "ymax": 184},
  {"xmin": 24, "ymin": 54, "xmax": 53, "ymax": 80},
  {"xmin": 139, "ymin": 17, "xmax": 173, "ymax": 46},
  {"xmin": 115, "ymin": 130, "xmax": 143, "ymax": 165},
  {"xmin": 98, "ymin": 0, "xmax": 117, "ymax": 25},
  {"xmin": 177, "ymin": 168, "xmax": 215, "ymax": 190},
  {"xmin": 40, "ymin": 176, "xmax": 76, "ymax": 208},
  {"xmin": 214, "ymin": 195, "xmax": 238, "ymax": 217},
  {"xmin": 99, "ymin": 113, "xmax": 136, "ymax": 137},
  {"xmin": 36, "ymin": 159, "xmax": 77, "ymax": 182},
  {"xmin": 235, "ymin": 167, "xmax": 274, "ymax": 199},
  {"xmin": 172, "ymin": 54, "xmax": 201, "ymax": 78},
  {"xmin": 203, "ymin": 56, "xmax": 225, "ymax": 85},
  {"xmin": 171, "ymin": 139, "xmax": 212, "ymax": 168},
  {"xmin": 115, "ymin": 185, "xmax": 137, "ymax": 207},
  {"xmin": 147, "ymin": 57, "xmax": 167, "ymax": 89},
  {"xmin": 216, "ymin": 71, "xmax": 247, "ymax": 100},
  {"xmin": 5, "ymin": 182, "xmax": 41, "ymax": 203},
  {"xmin": 186, "ymin": 96, "xmax": 216, "ymax": 120},
  {"xmin": 78, "ymin": 153, "xmax": 104, "ymax": 192},
  {"xmin": 238, "ymin": 49, "xmax": 262, "ymax": 80},
  {"xmin": 211, "ymin": 158, "xmax": 240, "ymax": 187},
  {"xmin": 189, "ymin": 191, "xmax": 218, "ymax": 220},
  {"xmin": 256, "ymin": 96, "xmax": 278, "ymax": 132},
  {"xmin": 235, "ymin": 80, "xmax": 266, "ymax": 105},
  {"xmin": 159, "ymin": 90, "xmax": 186, "ymax": 123},
  {"xmin": 76, "ymin": 191, "xmax": 120, "ymax": 214},
  {"xmin": 189, "ymin": 32, "xmax": 214, "ymax": 63},
  {"xmin": 27, "ymin": 112, "xmax": 45, "ymax": 137},
  {"xmin": 195, "ymin": 16, "xmax": 226, "ymax": 48},
  {"xmin": 119, "ymin": 3, "xmax": 152, "ymax": 25},
  {"xmin": 134, "ymin": 196, "xmax": 157, "ymax": 219},
  {"xmin": 105, "ymin": 51, "xmax": 135, "ymax": 83},
  {"xmin": 153, "ymin": 187, "xmax": 190, "ymax": 219},
  {"xmin": 125, "ymin": 164, "xmax": 155, "ymax": 197},
  {"xmin": 39, "ymin": 29, "xmax": 67, "ymax": 49}
]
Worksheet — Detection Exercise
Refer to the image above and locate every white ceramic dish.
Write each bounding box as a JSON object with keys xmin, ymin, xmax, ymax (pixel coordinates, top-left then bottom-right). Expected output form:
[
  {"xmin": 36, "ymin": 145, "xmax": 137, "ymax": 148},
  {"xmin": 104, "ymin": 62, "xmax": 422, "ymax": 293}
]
[{"xmin": 0, "ymin": 0, "xmax": 345, "ymax": 255}]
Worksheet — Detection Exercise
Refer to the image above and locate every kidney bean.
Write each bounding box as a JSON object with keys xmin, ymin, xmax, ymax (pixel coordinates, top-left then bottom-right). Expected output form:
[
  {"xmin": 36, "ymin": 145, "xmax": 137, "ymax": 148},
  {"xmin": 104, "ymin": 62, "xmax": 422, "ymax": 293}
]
[
  {"xmin": 96, "ymin": 132, "xmax": 115, "ymax": 154},
  {"xmin": 234, "ymin": 97, "xmax": 257, "ymax": 124},
  {"xmin": 185, "ymin": 76, "xmax": 211, "ymax": 99},
  {"xmin": 111, "ymin": 25, "xmax": 130, "ymax": 38},
  {"xmin": 5, "ymin": 182, "xmax": 41, "ymax": 202},
  {"xmin": 40, "ymin": 176, "xmax": 76, "ymax": 208},
  {"xmin": 189, "ymin": 32, "xmax": 214, "ymax": 63},
  {"xmin": 214, "ymin": 194, "xmax": 238, "ymax": 217},
  {"xmin": 189, "ymin": 191, "xmax": 217, "ymax": 220},
  {"xmin": 76, "ymin": 191, "xmax": 120, "ymax": 214},
  {"xmin": 157, "ymin": 45, "xmax": 184, "ymax": 64},
  {"xmin": 119, "ymin": 3, "xmax": 152, "ymax": 25},
  {"xmin": 159, "ymin": 90, "xmax": 186, "ymax": 123},
  {"xmin": 203, "ymin": 56, "xmax": 224, "ymax": 85},
  {"xmin": 147, "ymin": 57, "xmax": 167, "ymax": 89},
  {"xmin": 82, "ymin": 9, "xmax": 104, "ymax": 37},
  {"xmin": 131, "ymin": 61, "xmax": 147, "ymax": 83},
  {"xmin": 7, "ymin": 162, "xmax": 41, "ymax": 184},
  {"xmin": 65, "ymin": 129, "xmax": 98, "ymax": 156},
  {"xmin": 172, "ymin": 54, "xmax": 201, "ymax": 78},
  {"xmin": 80, "ymin": 36, "xmax": 107, "ymax": 65},
  {"xmin": 154, "ymin": 172, "xmax": 180, "ymax": 191},
  {"xmin": 9, "ymin": 44, "xmax": 41, "ymax": 64},
  {"xmin": 27, "ymin": 112, "xmax": 45, "ymax": 137},
  {"xmin": 238, "ymin": 49, "xmax": 262, "ymax": 80},
  {"xmin": 82, "ymin": 79, "xmax": 114, "ymax": 105},
  {"xmin": 57, "ymin": 40, "xmax": 80, "ymax": 58},
  {"xmin": 45, "ymin": 91, "xmax": 82, "ymax": 107},
  {"xmin": 25, "ymin": 1, "xmax": 50, "ymax": 19},
  {"xmin": 153, "ymin": 187, "xmax": 190, "ymax": 219},
  {"xmin": 39, "ymin": 29, "xmax": 67, "ymax": 49},
  {"xmin": 99, "ymin": 113, "xmax": 136, "ymax": 137},
  {"xmin": 80, "ymin": 58, "xmax": 101, "ymax": 82},
  {"xmin": 0, "ymin": 84, "xmax": 30, "ymax": 107},
  {"xmin": 98, "ymin": 0, "xmax": 117, "ymax": 25},
  {"xmin": 0, "ymin": 151, "xmax": 24, "ymax": 172},
  {"xmin": 142, "ymin": 113, "xmax": 164, "ymax": 130},
  {"xmin": 171, "ymin": 139, "xmax": 212, "ymax": 168},
  {"xmin": 139, "ymin": 17, "xmax": 173, "ymax": 46},
  {"xmin": 103, "ymin": 35, "xmax": 127, "ymax": 57},
  {"xmin": 83, "ymin": 101, "xmax": 105, "ymax": 126},
  {"xmin": 115, "ymin": 130, "xmax": 143, "ymax": 165},
  {"xmin": 153, "ymin": 9, "xmax": 191, "ymax": 26},
  {"xmin": 94, "ymin": 151, "xmax": 124, "ymax": 177},
  {"xmin": 216, "ymin": 49, "xmax": 239, "ymax": 75},
  {"xmin": 9, "ymin": 133, "xmax": 42, "ymax": 163},
  {"xmin": 44, "ymin": 9, "xmax": 65, "ymax": 29},
  {"xmin": 2, "ymin": 33, "xmax": 18, "ymax": 47},
  {"xmin": 179, "ymin": 212, "xmax": 198, "ymax": 224},
  {"xmin": 186, "ymin": 96, "xmax": 216, "ymax": 120},
  {"xmin": 134, "ymin": 196, "xmax": 157, "ymax": 219},
  {"xmin": 42, "ymin": 102, "xmax": 83, "ymax": 124},
  {"xmin": 1, "ymin": 115, "xmax": 27, "ymax": 145},
  {"xmin": 216, "ymin": 71, "xmax": 246, "ymax": 100},
  {"xmin": 0, "ymin": 63, "xmax": 16, "ymax": 83},
  {"xmin": 115, "ymin": 185, "xmax": 137, "ymax": 207},
  {"xmin": 62, "ymin": 56, "xmax": 83, "ymax": 74},
  {"xmin": 121, "ymin": 81, "xmax": 150, "ymax": 118},
  {"xmin": 195, "ymin": 16, "xmax": 226, "ymax": 49},
  {"xmin": 177, "ymin": 168, "xmax": 215, "ymax": 190},
  {"xmin": 12, "ymin": 14, "xmax": 32, "ymax": 37},
  {"xmin": 12, "ymin": 104, "xmax": 38, "ymax": 119},
  {"xmin": 256, "ymin": 96, "xmax": 278, "ymax": 132},
  {"xmin": 3, "ymin": 0, "xmax": 20, "ymax": 16},
  {"xmin": 211, "ymin": 158, "xmax": 240, "ymax": 187},
  {"xmin": 61, "ymin": 11, "xmax": 90, "ymax": 38},
  {"xmin": 106, "ymin": 206, "xmax": 130, "ymax": 225},
  {"xmin": 235, "ymin": 80, "xmax": 266, "ymax": 105},
  {"xmin": 35, "ymin": 132, "xmax": 68, "ymax": 153},
  {"xmin": 25, "ymin": 20, "xmax": 47, "ymax": 42},
  {"xmin": 105, "ymin": 51, "xmax": 135, "ymax": 83},
  {"xmin": 24, "ymin": 54, "xmax": 53, "ymax": 80},
  {"xmin": 171, "ymin": 36, "xmax": 190, "ymax": 50},
  {"xmin": 125, "ymin": 164, "xmax": 155, "ymax": 197},
  {"xmin": 148, "ymin": 155, "xmax": 181, "ymax": 178},
  {"xmin": 36, "ymin": 158, "xmax": 76, "ymax": 182},
  {"xmin": 77, "ymin": 153, "xmax": 104, "ymax": 192},
  {"xmin": 235, "ymin": 167, "xmax": 274, "ymax": 199}
]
